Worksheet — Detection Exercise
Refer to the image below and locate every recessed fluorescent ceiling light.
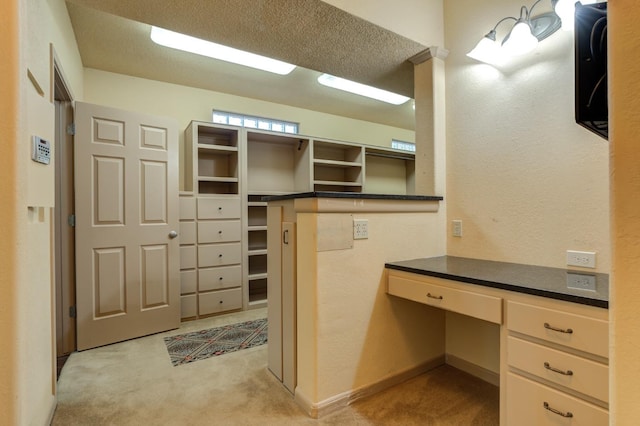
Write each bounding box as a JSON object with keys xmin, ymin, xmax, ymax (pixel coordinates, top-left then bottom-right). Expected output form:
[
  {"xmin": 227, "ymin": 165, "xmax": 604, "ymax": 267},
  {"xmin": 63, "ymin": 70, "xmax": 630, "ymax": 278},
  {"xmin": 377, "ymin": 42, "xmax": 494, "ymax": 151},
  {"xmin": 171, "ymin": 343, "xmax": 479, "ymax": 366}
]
[
  {"xmin": 150, "ymin": 26, "xmax": 296, "ymax": 75},
  {"xmin": 317, "ymin": 74, "xmax": 410, "ymax": 105}
]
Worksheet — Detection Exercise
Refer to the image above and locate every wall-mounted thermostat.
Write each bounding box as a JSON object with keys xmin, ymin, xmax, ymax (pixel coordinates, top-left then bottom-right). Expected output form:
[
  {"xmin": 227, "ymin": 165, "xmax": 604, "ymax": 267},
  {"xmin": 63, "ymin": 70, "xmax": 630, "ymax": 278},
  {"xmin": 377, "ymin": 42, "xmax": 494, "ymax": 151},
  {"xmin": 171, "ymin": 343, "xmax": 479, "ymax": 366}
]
[{"xmin": 32, "ymin": 136, "xmax": 51, "ymax": 165}]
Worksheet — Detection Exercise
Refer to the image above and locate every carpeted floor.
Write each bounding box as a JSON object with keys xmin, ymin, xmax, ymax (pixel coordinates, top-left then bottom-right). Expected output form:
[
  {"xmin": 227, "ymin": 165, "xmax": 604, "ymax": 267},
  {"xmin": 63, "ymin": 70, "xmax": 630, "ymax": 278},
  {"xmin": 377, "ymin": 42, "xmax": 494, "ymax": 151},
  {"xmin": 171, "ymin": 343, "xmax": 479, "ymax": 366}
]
[{"xmin": 53, "ymin": 308, "xmax": 499, "ymax": 425}]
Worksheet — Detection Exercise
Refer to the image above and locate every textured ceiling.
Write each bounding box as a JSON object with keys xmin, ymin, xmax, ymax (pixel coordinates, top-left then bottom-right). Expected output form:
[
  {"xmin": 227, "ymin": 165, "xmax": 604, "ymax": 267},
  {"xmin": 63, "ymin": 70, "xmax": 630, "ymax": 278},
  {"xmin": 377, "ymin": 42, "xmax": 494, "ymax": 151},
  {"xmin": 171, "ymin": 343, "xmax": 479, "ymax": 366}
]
[{"xmin": 65, "ymin": 0, "xmax": 427, "ymax": 130}]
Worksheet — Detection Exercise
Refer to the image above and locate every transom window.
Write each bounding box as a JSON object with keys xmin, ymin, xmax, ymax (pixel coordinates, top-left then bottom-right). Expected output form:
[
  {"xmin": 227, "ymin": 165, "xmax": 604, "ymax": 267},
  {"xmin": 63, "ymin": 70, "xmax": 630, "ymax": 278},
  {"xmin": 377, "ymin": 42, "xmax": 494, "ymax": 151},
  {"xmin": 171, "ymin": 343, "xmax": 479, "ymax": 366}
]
[
  {"xmin": 391, "ymin": 140, "xmax": 416, "ymax": 152},
  {"xmin": 213, "ymin": 110, "xmax": 299, "ymax": 134}
]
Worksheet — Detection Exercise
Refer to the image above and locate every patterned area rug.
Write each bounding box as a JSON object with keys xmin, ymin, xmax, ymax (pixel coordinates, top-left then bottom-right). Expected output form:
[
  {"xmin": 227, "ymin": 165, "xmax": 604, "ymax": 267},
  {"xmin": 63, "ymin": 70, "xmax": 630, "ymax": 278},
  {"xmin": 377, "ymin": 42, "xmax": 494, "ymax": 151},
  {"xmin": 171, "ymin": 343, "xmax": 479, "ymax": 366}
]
[{"xmin": 164, "ymin": 318, "xmax": 267, "ymax": 366}]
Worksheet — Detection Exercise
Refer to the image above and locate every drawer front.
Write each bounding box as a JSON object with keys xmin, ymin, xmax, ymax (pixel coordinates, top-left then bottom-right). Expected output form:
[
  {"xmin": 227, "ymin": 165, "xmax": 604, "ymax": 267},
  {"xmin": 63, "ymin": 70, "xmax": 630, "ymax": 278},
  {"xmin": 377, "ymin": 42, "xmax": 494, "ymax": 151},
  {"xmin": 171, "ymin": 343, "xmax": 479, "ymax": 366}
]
[
  {"xmin": 179, "ymin": 245, "xmax": 197, "ymax": 270},
  {"xmin": 197, "ymin": 243, "xmax": 241, "ymax": 268},
  {"xmin": 199, "ymin": 265, "xmax": 242, "ymax": 291},
  {"xmin": 180, "ymin": 269, "xmax": 197, "ymax": 294},
  {"xmin": 199, "ymin": 288, "xmax": 242, "ymax": 315},
  {"xmin": 507, "ymin": 373, "xmax": 608, "ymax": 426},
  {"xmin": 179, "ymin": 196, "xmax": 196, "ymax": 220},
  {"xmin": 197, "ymin": 220, "xmax": 241, "ymax": 243},
  {"xmin": 180, "ymin": 294, "xmax": 197, "ymax": 319},
  {"xmin": 507, "ymin": 301, "xmax": 608, "ymax": 358},
  {"xmin": 197, "ymin": 197, "xmax": 241, "ymax": 219},
  {"xmin": 508, "ymin": 336, "xmax": 608, "ymax": 402},
  {"xmin": 388, "ymin": 274, "xmax": 502, "ymax": 324},
  {"xmin": 179, "ymin": 221, "xmax": 197, "ymax": 245}
]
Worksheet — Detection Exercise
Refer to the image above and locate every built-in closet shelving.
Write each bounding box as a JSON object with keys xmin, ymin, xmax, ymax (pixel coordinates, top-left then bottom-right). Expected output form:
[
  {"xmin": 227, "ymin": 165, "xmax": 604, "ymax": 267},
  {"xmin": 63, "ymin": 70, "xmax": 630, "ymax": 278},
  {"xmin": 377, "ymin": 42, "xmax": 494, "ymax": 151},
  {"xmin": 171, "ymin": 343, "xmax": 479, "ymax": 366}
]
[
  {"xmin": 180, "ymin": 120, "xmax": 416, "ymax": 319},
  {"xmin": 312, "ymin": 139, "xmax": 363, "ymax": 192}
]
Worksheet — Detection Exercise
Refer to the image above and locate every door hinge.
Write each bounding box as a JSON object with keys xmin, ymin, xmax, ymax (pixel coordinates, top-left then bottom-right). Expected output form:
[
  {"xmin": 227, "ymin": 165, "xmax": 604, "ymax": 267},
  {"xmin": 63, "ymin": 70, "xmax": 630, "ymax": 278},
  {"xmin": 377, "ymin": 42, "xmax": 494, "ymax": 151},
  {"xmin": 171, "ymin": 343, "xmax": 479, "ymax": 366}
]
[
  {"xmin": 69, "ymin": 305, "xmax": 77, "ymax": 318},
  {"xmin": 67, "ymin": 123, "xmax": 75, "ymax": 135},
  {"xmin": 68, "ymin": 214, "xmax": 75, "ymax": 227}
]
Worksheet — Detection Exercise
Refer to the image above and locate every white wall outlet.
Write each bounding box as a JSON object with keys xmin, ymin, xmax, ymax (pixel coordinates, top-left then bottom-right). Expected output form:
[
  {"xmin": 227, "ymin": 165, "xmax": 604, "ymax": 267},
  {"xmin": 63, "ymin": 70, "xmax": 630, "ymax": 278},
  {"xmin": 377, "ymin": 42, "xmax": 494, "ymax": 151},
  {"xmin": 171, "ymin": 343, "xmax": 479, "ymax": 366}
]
[
  {"xmin": 452, "ymin": 220, "xmax": 462, "ymax": 237},
  {"xmin": 566, "ymin": 250, "xmax": 596, "ymax": 268},
  {"xmin": 566, "ymin": 272, "xmax": 596, "ymax": 291},
  {"xmin": 353, "ymin": 219, "xmax": 369, "ymax": 240}
]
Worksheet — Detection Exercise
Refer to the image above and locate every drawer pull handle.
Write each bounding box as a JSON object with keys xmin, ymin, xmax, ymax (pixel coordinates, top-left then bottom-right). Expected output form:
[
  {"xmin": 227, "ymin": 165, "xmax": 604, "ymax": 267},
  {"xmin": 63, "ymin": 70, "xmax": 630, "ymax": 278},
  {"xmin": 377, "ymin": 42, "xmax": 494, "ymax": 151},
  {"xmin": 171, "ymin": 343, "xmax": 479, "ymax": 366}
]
[
  {"xmin": 544, "ymin": 362, "xmax": 573, "ymax": 376},
  {"xmin": 427, "ymin": 293, "xmax": 443, "ymax": 300},
  {"xmin": 543, "ymin": 402, "xmax": 573, "ymax": 418},
  {"xmin": 544, "ymin": 323, "xmax": 573, "ymax": 334},
  {"xmin": 218, "ymin": 254, "xmax": 223, "ymax": 258}
]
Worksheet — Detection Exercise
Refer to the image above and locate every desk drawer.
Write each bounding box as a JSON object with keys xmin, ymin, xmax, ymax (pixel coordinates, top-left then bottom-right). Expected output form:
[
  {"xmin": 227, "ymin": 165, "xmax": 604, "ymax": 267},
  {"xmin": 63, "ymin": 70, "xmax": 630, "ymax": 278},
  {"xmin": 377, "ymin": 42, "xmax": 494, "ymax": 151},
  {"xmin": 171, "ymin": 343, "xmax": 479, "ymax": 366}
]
[
  {"xmin": 507, "ymin": 301, "xmax": 608, "ymax": 358},
  {"xmin": 388, "ymin": 274, "xmax": 502, "ymax": 324},
  {"xmin": 508, "ymin": 336, "xmax": 608, "ymax": 402},
  {"xmin": 507, "ymin": 373, "xmax": 608, "ymax": 426}
]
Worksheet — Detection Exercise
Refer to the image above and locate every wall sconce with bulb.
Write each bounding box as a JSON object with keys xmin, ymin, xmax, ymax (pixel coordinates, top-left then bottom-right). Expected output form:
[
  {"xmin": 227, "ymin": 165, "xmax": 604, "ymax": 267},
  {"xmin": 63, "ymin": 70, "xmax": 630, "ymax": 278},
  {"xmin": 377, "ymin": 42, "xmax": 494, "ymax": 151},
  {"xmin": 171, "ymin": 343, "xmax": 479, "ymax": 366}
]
[{"xmin": 466, "ymin": 0, "xmax": 600, "ymax": 66}]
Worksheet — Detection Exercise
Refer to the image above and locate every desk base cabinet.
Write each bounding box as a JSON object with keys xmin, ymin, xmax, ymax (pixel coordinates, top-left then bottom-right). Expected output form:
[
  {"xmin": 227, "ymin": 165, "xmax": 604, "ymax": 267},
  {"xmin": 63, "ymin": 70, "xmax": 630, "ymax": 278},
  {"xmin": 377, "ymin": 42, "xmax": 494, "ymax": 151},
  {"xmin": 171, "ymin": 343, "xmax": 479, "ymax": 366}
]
[{"xmin": 386, "ymin": 268, "xmax": 609, "ymax": 425}]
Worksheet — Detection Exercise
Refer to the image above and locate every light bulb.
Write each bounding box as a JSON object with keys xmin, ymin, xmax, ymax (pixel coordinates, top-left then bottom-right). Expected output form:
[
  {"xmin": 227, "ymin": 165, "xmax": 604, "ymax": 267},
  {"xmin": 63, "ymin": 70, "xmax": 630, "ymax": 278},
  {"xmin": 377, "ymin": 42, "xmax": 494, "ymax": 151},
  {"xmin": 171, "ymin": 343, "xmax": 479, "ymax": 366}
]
[
  {"xmin": 502, "ymin": 20, "xmax": 538, "ymax": 56},
  {"xmin": 467, "ymin": 31, "xmax": 504, "ymax": 65}
]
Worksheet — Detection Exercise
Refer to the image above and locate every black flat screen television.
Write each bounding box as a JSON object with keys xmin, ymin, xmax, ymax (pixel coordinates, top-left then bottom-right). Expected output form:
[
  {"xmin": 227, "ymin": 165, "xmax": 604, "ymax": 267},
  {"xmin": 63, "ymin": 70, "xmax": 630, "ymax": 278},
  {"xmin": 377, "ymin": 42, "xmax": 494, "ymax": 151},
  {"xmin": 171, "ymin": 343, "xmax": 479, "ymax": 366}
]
[{"xmin": 575, "ymin": 2, "xmax": 608, "ymax": 140}]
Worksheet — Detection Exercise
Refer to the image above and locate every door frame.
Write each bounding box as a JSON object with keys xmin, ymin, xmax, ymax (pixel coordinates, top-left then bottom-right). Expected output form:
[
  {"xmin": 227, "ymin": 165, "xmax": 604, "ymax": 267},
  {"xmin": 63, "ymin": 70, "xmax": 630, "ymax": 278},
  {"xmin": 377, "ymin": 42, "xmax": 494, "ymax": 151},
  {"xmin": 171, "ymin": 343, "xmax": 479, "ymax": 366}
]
[{"xmin": 53, "ymin": 51, "xmax": 76, "ymax": 357}]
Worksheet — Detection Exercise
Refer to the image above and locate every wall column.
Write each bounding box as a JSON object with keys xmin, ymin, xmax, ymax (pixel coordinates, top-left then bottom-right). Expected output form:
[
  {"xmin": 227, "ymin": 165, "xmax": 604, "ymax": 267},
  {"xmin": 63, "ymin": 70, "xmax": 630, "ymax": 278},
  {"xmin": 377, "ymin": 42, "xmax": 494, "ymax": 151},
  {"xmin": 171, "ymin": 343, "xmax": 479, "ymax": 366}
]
[
  {"xmin": 609, "ymin": 1, "xmax": 640, "ymax": 423},
  {"xmin": 0, "ymin": 0, "xmax": 19, "ymax": 422}
]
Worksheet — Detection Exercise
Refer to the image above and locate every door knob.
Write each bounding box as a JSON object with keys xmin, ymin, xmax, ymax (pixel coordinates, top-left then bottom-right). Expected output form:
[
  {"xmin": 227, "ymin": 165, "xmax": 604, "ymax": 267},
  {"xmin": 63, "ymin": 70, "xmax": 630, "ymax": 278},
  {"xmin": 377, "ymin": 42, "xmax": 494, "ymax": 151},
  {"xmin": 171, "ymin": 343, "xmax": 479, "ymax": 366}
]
[{"xmin": 168, "ymin": 230, "xmax": 178, "ymax": 239}]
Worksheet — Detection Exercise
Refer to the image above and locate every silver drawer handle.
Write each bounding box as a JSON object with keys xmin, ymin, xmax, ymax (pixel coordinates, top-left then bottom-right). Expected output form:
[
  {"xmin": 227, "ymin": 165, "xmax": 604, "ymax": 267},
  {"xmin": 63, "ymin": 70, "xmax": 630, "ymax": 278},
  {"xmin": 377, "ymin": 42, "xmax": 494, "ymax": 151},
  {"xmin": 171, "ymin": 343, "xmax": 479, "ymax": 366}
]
[
  {"xmin": 543, "ymin": 402, "xmax": 573, "ymax": 418},
  {"xmin": 544, "ymin": 322, "xmax": 573, "ymax": 334},
  {"xmin": 544, "ymin": 362, "xmax": 573, "ymax": 376},
  {"xmin": 427, "ymin": 293, "xmax": 443, "ymax": 300}
]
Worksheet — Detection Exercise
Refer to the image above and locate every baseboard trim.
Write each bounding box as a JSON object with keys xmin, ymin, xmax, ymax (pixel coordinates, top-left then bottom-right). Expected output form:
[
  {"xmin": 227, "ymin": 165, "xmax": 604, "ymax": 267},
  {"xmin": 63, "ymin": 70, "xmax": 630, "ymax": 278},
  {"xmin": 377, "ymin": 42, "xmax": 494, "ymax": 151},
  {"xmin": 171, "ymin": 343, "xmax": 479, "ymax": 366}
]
[
  {"xmin": 445, "ymin": 354, "xmax": 500, "ymax": 387},
  {"xmin": 295, "ymin": 355, "xmax": 445, "ymax": 419}
]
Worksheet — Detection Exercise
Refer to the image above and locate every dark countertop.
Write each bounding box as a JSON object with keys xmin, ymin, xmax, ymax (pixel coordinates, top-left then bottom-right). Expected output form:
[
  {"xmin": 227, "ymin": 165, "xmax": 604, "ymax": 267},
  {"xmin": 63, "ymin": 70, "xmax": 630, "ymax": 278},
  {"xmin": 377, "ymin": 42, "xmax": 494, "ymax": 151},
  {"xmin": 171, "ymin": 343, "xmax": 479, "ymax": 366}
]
[
  {"xmin": 263, "ymin": 191, "xmax": 443, "ymax": 202},
  {"xmin": 385, "ymin": 256, "xmax": 608, "ymax": 309}
]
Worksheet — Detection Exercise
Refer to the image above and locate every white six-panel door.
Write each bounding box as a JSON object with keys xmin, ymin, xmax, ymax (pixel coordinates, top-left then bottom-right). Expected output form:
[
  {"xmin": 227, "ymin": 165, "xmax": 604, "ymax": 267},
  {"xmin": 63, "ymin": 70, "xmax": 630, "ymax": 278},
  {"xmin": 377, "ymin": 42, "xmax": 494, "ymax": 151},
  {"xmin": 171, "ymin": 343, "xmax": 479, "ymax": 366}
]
[{"xmin": 75, "ymin": 102, "xmax": 180, "ymax": 350}]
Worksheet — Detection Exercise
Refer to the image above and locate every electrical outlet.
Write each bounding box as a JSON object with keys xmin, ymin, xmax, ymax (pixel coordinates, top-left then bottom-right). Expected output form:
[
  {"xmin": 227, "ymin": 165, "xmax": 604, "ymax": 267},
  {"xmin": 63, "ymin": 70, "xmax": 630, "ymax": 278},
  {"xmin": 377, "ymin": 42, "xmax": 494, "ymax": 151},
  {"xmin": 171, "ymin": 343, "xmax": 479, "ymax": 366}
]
[
  {"xmin": 452, "ymin": 220, "xmax": 462, "ymax": 237},
  {"xmin": 353, "ymin": 219, "xmax": 369, "ymax": 240},
  {"xmin": 566, "ymin": 272, "xmax": 596, "ymax": 291},
  {"xmin": 566, "ymin": 250, "xmax": 596, "ymax": 268}
]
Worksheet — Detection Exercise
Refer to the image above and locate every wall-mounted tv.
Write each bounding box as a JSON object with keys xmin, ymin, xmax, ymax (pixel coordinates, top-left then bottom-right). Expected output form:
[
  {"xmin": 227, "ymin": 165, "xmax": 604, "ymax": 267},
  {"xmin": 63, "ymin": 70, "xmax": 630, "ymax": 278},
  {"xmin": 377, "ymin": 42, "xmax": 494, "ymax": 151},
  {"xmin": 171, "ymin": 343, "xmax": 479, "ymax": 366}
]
[{"xmin": 575, "ymin": 2, "xmax": 608, "ymax": 140}]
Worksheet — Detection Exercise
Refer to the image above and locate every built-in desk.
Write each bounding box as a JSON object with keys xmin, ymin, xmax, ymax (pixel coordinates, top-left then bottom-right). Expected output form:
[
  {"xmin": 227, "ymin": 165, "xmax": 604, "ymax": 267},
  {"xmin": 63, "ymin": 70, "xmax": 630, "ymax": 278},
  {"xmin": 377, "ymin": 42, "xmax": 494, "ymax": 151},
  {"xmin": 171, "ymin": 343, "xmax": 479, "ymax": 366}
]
[{"xmin": 386, "ymin": 256, "xmax": 609, "ymax": 426}]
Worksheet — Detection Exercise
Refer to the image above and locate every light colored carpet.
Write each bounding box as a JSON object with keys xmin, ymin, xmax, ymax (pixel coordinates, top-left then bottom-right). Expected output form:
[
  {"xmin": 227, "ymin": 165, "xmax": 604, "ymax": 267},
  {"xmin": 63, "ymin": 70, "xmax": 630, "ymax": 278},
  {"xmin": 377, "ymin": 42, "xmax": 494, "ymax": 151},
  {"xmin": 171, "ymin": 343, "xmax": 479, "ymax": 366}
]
[{"xmin": 52, "ymin": 308, "xmax": 498, "ymax": 425}]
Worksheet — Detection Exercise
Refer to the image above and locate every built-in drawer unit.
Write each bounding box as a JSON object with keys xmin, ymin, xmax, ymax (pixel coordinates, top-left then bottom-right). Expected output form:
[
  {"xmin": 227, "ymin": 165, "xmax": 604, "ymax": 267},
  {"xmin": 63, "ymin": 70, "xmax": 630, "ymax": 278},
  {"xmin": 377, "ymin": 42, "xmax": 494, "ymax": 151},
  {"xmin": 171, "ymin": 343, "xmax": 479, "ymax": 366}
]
[
  {"xmin": 387, "ymin": 271, "xmax": 502, "ymax": 324},
  {"xmin": 197, "ymin": 220, "xmax": 241, "ymax": 243},
  {"xmin": 506, "ymin": 298, "xmax": 609, "ymax": 423},
  {"xmin": 199, "ymin": 288, "xmax": 242, "ymax": 315},
  {"xmin": 508, "ymin": 300, "xmax": 608, "ymax": 358},
  {"xmin": 197, "ymin": 243, "xmax": 242, "ymax": 268},
  {"xmin": 507, "ymin": 372, "xmax": 608, "ymax": 426},
  {"xmin": 179, "ymin": 221, "xmax": 196, "ymax": 245},
  {"xmin": 180, "ymin": 245, "xmax": 197, "ymax": 270},
  {"xmin": 180, "ymin": 269, "xmax": 197, "ymax": 294},
  {"xmin": 198, "ymin": 265, "xmax": 242, "ymax": 291},
  {"xmin": 180, "ymin": 294, "xmax": 197, "ymax": 319},
  {"xmin": 507, "ymin": 336, "xmax": 609, "ymax": 402},
  {"xmin": 197, "ymin": 197, "xmax": 241, "ymax": 219}
]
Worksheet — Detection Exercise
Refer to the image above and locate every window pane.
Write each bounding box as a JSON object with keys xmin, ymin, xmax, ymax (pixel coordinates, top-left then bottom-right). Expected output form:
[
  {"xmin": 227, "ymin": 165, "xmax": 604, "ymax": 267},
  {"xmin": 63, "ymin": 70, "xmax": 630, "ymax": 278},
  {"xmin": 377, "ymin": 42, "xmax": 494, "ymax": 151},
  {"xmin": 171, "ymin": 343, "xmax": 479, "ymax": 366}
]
[
  {"xmin": 258, "ymin": 120, "xmax": 271, "ymax": 130},
  {"xmin": 284, "ymin": 124, "xmax": 296, "ymax": 134},
  {"xmin": 244, "ymin": 118, "xmax": 257, "ymax": 128},
  {"xmin": 229, "ymin": 115, "xmax": 243, "ymax": 126},
  {"xmin": 213, "ymin": 113, "xmax": 228, "ymax": 124}
]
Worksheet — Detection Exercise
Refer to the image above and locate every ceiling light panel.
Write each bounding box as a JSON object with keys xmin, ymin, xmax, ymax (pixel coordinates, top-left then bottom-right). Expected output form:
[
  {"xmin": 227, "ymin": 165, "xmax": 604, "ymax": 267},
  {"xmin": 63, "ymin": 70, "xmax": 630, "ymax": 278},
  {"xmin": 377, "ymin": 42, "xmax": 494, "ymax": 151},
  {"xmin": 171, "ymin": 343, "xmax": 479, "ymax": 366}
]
[
  {"xmin": 150, "ymin": 26, "xmax": 296, "ymax": 75},
  {"xmin": 317, "ymin": 74, "xmax": 410, "ymax": 105}
]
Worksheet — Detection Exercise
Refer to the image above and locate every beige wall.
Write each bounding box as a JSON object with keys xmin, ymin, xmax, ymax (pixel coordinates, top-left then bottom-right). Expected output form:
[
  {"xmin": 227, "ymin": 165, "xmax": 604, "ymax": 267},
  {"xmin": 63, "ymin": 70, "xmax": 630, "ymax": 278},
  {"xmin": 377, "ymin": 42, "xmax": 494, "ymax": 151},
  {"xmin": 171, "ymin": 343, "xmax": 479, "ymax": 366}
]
[
  {"xmin": 83, "ymin": 68, "xmax": 416, "ymax": 190},
  {"xmin": 295, "ymin": 208, "xmax": 446, "ymax": 409},
  {"xmin": 444, "ymin": 0, "xmax": 610, "ymax": 272},
  {"xmin": 441, "ymin": 0, "xmax": 610, "ymax": 375},
  {"xmin": 609, "ymin": 1, "xmax": 640, "ymax": 422},
  {"xmin": 2, "ymin": 0, "xmax": 84, "ymax": 423}
]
